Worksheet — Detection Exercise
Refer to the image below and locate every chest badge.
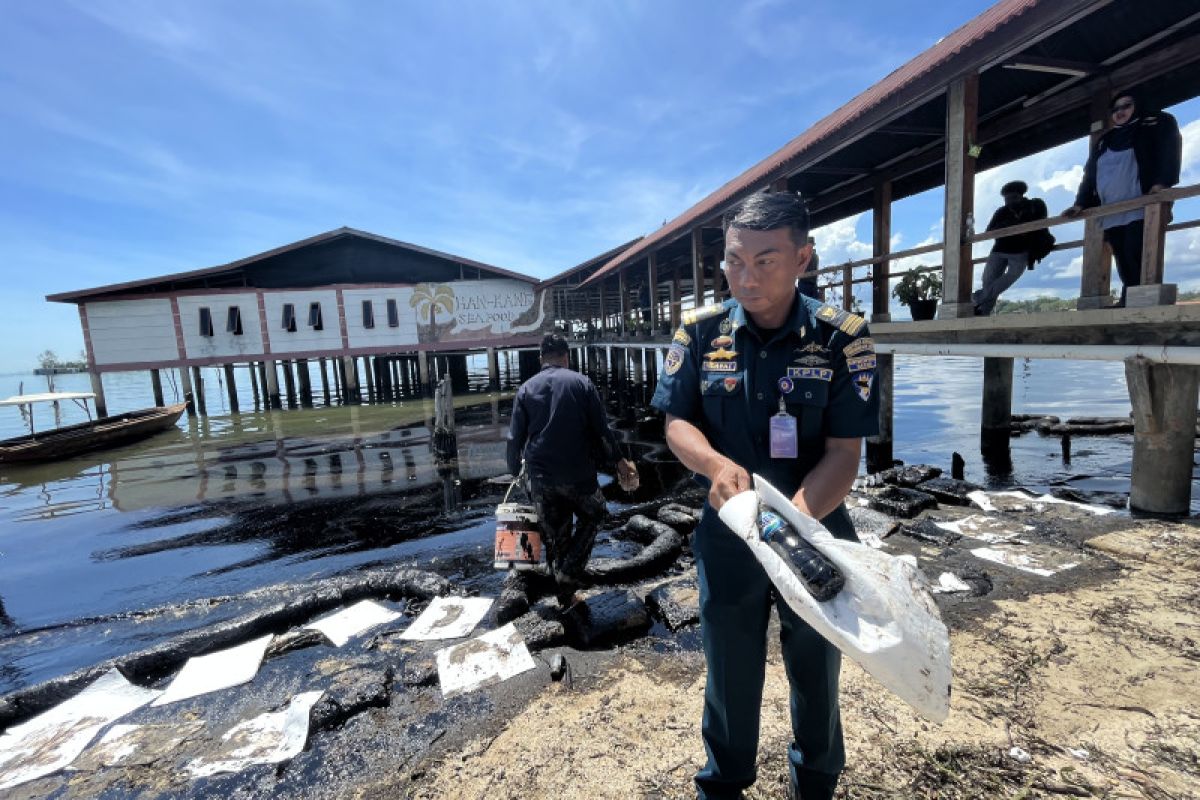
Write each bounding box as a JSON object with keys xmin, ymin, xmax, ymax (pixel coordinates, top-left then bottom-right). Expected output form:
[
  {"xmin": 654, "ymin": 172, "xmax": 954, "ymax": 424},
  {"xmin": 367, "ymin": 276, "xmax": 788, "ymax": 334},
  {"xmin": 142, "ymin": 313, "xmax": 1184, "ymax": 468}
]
[
  {"xmin": 777, "ymin": 377, "xmax": 795, "ymax": 395},
  {"xmin": 719, "ymin": 318, "xmax": 733, "ymax": 334},
  {"xmin": 709, "ymin": 335, "xmax": 734, "ymax": 350},
  {"xmin": 723, "ymin": 376, "xmax": 740, "ymax": 393}
]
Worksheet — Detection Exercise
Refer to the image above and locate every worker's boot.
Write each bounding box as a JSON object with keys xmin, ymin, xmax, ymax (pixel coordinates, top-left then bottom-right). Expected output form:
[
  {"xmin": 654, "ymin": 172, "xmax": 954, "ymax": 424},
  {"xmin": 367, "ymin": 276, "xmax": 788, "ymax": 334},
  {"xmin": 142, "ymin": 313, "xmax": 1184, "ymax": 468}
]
[{"xmin": 789, "ymin": 769, "xmax": 838, "ymax": 800}]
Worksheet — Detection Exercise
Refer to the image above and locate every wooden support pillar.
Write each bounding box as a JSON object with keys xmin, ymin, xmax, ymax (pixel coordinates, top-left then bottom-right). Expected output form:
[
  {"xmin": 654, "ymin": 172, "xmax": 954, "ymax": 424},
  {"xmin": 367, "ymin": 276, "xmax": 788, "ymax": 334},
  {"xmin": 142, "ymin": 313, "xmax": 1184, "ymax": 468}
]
[
  {"xmin": 296, "ymin": 359, "xmax": 313, "ymax": 407},
  {"xmin": 180, "ymin": 367, "xmax": 196, "ymax": 416},
  {"xmin": 281, "ymin": 360, "xmax": 298, "ymax": 409},
  {"xmin": 618, "ymin": 267, "xmax": 630, "ymax": 336},
  {"xmin": 398, "ymin": 357, "xmax": 411, "ymax": 396},
  {"xmin": 248, "ymin": 363, "xmax": 261, "ymax": 410},
  {"xmin": 939, "ymin": 72, "xmax": 979, "ymax": 319},
  {"xmin": 318, "ymin": 358, "xmax": 331, "ymax": 406},
  {"xmin": 842, "ymin": 264, "xmax": 853, "ymax": 312},
  {"xmin": 1127, "ymin": 200, "xmax": 1177, "ymax": 307},
  {"xmin": 88, "ymin": 371, "xmax": 108, "ymax": 418},
  {"xmin": 597, "ymin": 283, "xmax": 608, "ymax": 334},
  {"xmin": 343, "ymin": 356, "xmax": 361, "ymax": 404},
  {"xmin": 645, "ymin": 347, "xmax": 658, "ymax": 393},
  {"xmin": 691, "ymin": 228, "xmax": 706, "ymax": 308},
  {"xmin": 150, "ymin": 369, "xmax": 165, "ymax": 407},
  {"xmin": 263, "ymin": 360, "xmax": 282, "ymax": 410},
  {"xmin": 191, "ymin": 366, "xmax": 208, "ymax": 416},
  {"xmin": 670, "ymin": 271, "xmax": 682, "ymax": 330},
  {"xmin": 418, "ymin": 351, "xmax": 431, "ymax": 395},
  {"xmin": 865, "ymin": 354, "xmax": 893, "ymax": 472},
  {"xmin": 362, "ymin": 356, "xmax": 375, "ymax": 402},
  {"xmin": 223, "ymin": 364, "xmax": 239, "ymax": 413},
  {"xmin": 632, "ymin": 347, "xmax": 644, "ymax": 385},
  {"xmin": 487, "ymin": 347, "xmax": 500, "ymax": 390},
  {"xmin": 1125, "ymin": 359, "xmax": 1199, "ymax": 515},
  {"xmin": 647, "ymin": 253, "xmax": 659, "ymax": 334},
  {"xmin": 980, "ymin": 357, "xmax": 1014, "ymax": 452},
  {"xmin": 871, "ymin": 180, "xmax": 893, "ymax": 322},
  {"xmin": 1078, "ymin": 90, "xmax": 1116, "ymax": 310}
]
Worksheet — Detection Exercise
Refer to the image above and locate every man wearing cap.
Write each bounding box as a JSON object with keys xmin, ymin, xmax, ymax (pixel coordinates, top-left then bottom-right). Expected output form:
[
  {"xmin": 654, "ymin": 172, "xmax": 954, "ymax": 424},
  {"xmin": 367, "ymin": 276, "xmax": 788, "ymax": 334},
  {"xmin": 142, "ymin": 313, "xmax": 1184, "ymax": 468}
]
[
  {"xmin": 506, "ymin": 332, "xmax": 638, "ymax": 604},
  {"xmin": 972, "ymin": 180, "xmax": 1048, "ymax": 316},
  {"xmin": 651, "ymin": 192, "xmax": 878, "ymax": 800}
]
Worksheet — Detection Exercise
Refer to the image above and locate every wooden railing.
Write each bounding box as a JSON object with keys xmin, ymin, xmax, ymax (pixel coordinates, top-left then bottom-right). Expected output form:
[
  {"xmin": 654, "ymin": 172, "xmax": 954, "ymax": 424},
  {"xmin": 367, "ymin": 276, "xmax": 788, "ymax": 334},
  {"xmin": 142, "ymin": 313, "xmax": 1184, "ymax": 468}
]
[{"xmin": 815, "ymin": 182, "xmax": 1200, "ymax": 314}]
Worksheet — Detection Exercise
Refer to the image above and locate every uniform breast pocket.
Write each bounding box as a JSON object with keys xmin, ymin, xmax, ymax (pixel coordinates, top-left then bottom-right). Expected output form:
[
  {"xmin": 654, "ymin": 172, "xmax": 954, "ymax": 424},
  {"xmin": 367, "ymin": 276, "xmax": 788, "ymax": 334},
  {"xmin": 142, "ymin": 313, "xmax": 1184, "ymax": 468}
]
[
  {"xmin": 786, "ymin": 380, "xmax": 829, "ymax": 440},
  {"xmin": 701, "ymin": 372, "xmax": 742, "ymax": 428}
]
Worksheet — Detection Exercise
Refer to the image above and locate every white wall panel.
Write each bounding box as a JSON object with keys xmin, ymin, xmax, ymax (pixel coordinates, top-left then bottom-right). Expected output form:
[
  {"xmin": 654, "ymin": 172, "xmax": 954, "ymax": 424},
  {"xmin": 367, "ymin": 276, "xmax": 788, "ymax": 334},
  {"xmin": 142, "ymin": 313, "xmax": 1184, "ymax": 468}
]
[
  {"xmin": 86, "ymin": 299, "xmax": 178, "ymax": 365},
  {"xmin": 262, "ymin": 290, "xmax": 343, "ymax": 355},
  {"xmin": 177, "ymin": 293, "xmax": 265, "ymax": 359},
  {"xmin": 342, "ymin": 287, "xmax": 419, "ymax": 349}
]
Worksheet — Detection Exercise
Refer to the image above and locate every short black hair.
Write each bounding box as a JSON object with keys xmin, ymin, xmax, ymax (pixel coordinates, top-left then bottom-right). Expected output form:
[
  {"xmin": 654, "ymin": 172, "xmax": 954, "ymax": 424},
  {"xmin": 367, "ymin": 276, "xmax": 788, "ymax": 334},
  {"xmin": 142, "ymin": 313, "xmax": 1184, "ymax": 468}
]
[
  {"xmin": 540, "ymin": 332, "xmax": 569, "ymax": 357},
  {"xmin": 722, "ymin": 191, "xmax": 810, "ymax": 245},
  {"xmin": 1001, "ymin": 180, "xmax": 1027, "ymax": 196},
  {"xmin": 1110, "ymin": 91, "xmax": 1138, "ymax": 111}
]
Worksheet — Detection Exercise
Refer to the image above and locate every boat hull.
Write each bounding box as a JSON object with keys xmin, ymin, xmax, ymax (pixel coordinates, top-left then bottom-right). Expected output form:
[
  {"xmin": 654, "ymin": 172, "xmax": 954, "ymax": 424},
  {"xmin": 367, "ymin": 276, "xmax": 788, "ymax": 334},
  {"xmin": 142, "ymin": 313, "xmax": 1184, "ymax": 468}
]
[{"xmin": 0, "ymin": 404, "xmax": 187, "ymax": 464}]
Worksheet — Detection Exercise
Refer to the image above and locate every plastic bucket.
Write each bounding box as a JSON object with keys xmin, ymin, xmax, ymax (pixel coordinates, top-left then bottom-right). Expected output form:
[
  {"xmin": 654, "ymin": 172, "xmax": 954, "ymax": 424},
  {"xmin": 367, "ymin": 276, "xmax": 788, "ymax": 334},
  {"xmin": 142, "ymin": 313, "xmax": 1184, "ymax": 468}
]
[{"xmin": 494, "ymin": 502, "xmax": 543, "ymax": 570}]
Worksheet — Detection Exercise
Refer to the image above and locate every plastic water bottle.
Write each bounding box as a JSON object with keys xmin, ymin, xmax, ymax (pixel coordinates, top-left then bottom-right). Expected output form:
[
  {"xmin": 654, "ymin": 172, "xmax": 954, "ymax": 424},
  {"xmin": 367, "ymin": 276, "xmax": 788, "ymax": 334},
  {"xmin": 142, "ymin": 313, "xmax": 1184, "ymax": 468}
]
[
  {"xmin": 757, "ymin": 502, "xmax": 845, "ymax": 601},
  {"xmin": 965, "ymin": 212, "xmax": 976, "ymax": 238}
]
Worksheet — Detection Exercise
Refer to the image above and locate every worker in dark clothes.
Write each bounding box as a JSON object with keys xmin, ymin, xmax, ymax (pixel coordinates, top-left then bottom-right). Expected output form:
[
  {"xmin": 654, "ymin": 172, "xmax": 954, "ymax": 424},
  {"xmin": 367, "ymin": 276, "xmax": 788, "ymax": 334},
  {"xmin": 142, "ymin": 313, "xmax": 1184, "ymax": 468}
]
[
  {"xmin": 798, "ymin": 236, "xmax": 820, "ymax": 299},
  {"xmin": 506, "ymin": 333, "xmax": 638, "ymax": 604},
  {"xmin": 972, "ymin": 181, "xmax": 1050, "ymax": 315},
  {"xmin": 652, "ymin": 192, "xmax": 878, "ymax": 800},
  {"xmin": 1065, "ymin": 91, "xmax": 1182, "ymax": 306}
]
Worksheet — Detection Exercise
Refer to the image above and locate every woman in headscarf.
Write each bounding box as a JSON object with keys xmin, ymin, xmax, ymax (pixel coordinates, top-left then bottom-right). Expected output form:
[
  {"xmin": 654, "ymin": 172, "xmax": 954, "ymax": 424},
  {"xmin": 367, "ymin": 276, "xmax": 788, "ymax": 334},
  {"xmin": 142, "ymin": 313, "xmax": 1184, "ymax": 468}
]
[{"xmin": 1065, "ymin": 91, "xmax": 1182, "ymax": 306}]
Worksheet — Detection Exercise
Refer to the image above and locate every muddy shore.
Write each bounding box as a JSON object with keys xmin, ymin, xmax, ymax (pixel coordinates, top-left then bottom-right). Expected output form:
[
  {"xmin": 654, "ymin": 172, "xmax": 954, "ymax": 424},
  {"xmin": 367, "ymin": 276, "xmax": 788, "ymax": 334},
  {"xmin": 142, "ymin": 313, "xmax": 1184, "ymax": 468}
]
[{"xmin": 4, "ymin": 474, "xmax": 1200, "ymax": 799}]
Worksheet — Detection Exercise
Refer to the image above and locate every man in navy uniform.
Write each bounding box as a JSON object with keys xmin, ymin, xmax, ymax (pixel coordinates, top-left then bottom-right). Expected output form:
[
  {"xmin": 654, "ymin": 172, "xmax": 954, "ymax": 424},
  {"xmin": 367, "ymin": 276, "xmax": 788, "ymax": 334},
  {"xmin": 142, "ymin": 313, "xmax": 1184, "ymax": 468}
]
[
  {"xmin": 507, "ymin": 332, "xmax": 638, "ymax": 604},
  {"xmin": 651, "ymin": 192, "xmax": 878, "ymax": 800}
]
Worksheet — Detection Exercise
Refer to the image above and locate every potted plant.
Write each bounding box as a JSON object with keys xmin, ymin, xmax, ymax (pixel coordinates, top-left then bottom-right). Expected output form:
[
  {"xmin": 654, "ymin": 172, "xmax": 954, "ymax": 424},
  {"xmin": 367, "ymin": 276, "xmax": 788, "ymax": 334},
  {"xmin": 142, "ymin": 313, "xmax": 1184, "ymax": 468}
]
[{"xmin": 892, "ymin": 269, "xmax": 942, "ymax": 321}]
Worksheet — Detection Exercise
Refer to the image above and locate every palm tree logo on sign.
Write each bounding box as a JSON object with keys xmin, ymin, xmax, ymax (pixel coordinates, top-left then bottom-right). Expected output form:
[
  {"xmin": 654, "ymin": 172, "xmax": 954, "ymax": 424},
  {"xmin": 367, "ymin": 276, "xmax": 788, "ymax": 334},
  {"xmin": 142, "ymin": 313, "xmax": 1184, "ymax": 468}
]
[{"xmin": 410, "ymin": 283, "xmax": 456, "ymax": 342}]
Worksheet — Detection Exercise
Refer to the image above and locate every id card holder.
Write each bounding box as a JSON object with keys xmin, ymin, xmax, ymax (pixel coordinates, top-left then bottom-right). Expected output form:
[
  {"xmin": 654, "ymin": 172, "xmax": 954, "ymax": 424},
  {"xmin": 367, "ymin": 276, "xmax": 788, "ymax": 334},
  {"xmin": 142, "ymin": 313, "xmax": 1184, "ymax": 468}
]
[{"xmin": 769, "ymin": 399, "xmax": 798, "ymax": 459}]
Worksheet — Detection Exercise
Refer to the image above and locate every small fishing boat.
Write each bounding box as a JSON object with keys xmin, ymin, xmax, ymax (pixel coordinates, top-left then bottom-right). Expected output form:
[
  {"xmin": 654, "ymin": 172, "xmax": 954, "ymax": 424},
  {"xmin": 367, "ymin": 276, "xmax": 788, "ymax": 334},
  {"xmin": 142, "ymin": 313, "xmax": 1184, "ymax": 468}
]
[{"xmin": 0, "ymin": 392, "xmax": 186, "ymax": 464}]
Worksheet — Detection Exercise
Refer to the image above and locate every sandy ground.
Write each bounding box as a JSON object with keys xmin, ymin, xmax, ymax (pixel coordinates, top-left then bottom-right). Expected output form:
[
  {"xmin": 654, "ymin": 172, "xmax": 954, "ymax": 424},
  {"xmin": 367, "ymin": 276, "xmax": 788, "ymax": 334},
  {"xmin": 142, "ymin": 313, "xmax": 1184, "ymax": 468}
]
[{"xmin": 398, "ymin": 519, "xmax": 1200, "ymax": 800}]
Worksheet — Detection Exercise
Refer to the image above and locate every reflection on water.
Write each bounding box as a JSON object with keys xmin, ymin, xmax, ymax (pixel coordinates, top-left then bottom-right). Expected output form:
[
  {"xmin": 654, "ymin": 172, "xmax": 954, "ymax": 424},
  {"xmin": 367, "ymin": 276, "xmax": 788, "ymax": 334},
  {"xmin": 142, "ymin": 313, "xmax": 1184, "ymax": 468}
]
[{"xmin": 0, "ymin": 355, "xmax": 1189, "ymax": 696}]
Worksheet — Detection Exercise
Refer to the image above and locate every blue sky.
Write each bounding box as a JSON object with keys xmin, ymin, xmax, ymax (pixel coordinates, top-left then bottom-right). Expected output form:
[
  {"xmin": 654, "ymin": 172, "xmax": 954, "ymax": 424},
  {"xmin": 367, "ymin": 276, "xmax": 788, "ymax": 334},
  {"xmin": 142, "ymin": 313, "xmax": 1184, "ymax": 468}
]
[{"xmin": 1, "ymin": 0, "xmax": 1197, "ymax": 371}]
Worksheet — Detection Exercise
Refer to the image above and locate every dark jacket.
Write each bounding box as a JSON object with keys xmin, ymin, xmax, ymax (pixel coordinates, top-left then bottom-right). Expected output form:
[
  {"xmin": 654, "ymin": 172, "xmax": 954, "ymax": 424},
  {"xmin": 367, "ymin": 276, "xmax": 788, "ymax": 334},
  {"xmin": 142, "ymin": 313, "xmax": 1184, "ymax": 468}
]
[
  {"xmin": 987, "ymin": 198, "xmax": 1048, "ymax": 253},
  {"xmin": 506, "ymin": 364, "xmax": 622, "ymax": 486},
  {"xmin": 1073, "ymin": 111, "xmax": 1183, "ymax": 209}
]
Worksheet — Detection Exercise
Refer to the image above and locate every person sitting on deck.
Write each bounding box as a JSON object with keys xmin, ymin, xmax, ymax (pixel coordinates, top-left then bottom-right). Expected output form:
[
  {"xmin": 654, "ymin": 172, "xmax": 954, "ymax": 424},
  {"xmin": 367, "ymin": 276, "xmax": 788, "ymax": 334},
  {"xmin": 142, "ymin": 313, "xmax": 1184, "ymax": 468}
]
[{"xmin": 972, "ymin": 181, "xmax": 1050, "ymax": 316}]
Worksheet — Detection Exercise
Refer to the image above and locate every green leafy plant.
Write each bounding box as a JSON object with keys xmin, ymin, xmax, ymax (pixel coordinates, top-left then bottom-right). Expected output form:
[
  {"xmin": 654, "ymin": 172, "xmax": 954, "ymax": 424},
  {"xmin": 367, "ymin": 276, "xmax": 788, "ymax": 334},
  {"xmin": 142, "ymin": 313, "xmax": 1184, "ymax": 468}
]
[{"xmin": 891, "ymin": 269, "xmax": 942, "ymax": 306}]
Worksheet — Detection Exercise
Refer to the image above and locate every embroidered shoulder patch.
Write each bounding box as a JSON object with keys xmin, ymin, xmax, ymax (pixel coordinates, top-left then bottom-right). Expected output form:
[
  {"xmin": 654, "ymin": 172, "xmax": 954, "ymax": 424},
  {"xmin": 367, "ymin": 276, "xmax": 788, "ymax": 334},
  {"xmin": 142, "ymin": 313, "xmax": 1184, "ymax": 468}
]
[
  {"xmin": 664, "ymin": 343, "xmax": 686, "ymax": 376},
  {"xmin": 672, "ymin": 328, "xmax": 691, "ymax": 346},
  {"xmin": 842, "ymin": 336, "xmax": 875, "ymax": 358},
  {"xmin": 682, "ymin": 303, "xmax": 726, "ymax": 327}
]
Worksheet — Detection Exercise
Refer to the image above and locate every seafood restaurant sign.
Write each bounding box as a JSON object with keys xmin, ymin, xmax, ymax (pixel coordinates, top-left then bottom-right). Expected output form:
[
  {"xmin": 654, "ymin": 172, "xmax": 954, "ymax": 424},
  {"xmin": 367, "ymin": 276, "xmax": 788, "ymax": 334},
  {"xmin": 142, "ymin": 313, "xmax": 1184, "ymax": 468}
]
[{"xmin": 411, "ymin": 280, "xmax": 548, "ymax": 344}]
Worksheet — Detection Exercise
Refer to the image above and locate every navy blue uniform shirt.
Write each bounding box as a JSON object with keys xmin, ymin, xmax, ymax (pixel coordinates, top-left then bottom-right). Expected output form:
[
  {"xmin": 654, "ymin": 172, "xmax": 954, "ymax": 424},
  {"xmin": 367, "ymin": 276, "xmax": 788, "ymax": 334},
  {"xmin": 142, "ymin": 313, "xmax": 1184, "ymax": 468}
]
[
  {"xmin": 651, "ymin": 291, "xmax": 879, "ymax": 497},
  {"xmin": 506, "ymin": 364, "xmax": 622, "ymax": 486}
]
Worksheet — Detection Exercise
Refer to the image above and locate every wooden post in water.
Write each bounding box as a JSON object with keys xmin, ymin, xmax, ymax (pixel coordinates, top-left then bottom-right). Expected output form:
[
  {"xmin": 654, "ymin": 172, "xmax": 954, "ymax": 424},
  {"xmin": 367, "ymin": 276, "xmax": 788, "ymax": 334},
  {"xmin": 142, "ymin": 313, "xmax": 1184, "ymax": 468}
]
[
  {"xmin": 150, "ymin": 369, "xmax": 165, "ymax": 407},
  {"xmin": 871, "ymin": 181, "xmax": 892, "ymax": 322},
  {"xmin": 296, "ymin": 359, "xmax": 313, "ymax": 407},
  {"xmin": 938, "ymin": 72, "xmax": 979, "ymax": 319},
  {"xmin": 487, "ymin": 347, "xmax": 500, "ymax": 390},
  {"xmin": 417, "ymin": 351, "xmax": 431, "ymax": 396},
  {"xmin": 263, "ymin": 360, "xmax": 282, "ymax": 409},
  {"xmin": 318, "ymin": 358, "xmax": 331, "ymax": 406},
  {"xmin": 191, "ymin": 366, "xmax": 208, "ymax": 416},
  {"xmin": 281, "ymin": 360, "xmax": 298, "ymax": 409},
  {"xmin": 88, "ymin": 370, "xmax": 109, "ymax": 418},
  {"xmin": 362, "ymin": 356, "xmax": 375, "ymax": 403},
  {"xmin": 332, "ymin": 358, "xmax": 343, "ymax": 401},
  {"xmin": 180, "ymin": 367, "xmax": 196, "ymax": 416},
  {"xmin": 248, "ymin": 363, "xmax": 261, "ymax": 410},
  {"xmin": 343, "ymin": 356, "xmax": 361, "ymax": 404},
  {"xmin": 632, "ymin": 347, "xmax": 644, "ymax": 385},
  {"xmin": 866, "ymin": 354, "xmax": 894, "ymax": 472},
  {"xmin": 223, "ymin": 364, "xmax": 239, "ymax": 413},
  {"xmin": 1126, "ymin": 360, "xmax": 1200, "ymax": 515},
  {"xmin": 980, "ymin": 357, "xmax": 1014, "ymax": 453}
]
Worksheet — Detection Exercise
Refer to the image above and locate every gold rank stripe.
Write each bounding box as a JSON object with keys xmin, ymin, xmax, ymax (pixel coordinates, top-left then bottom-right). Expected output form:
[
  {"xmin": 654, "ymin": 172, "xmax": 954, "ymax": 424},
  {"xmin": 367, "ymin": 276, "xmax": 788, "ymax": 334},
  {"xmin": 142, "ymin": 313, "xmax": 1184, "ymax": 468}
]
[
  {"xmin": 681, "ymin": 303, "xmax": 726, "ymax": 326},
  {"xmin": 842, "ymin": 337, "xmax": 875, "ymax": 357},
  {"xmin": 672, "ymin": 328, "xmax": 691, "ymax": 346}
]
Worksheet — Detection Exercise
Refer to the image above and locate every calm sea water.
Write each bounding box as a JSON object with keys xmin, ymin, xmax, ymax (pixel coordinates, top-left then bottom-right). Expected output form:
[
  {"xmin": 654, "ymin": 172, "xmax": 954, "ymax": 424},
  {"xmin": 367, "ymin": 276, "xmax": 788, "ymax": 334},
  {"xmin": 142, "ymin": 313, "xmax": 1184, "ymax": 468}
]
[{"xmin": 0, "ymin": 355, "xmax": 1174, "ymax": 694}]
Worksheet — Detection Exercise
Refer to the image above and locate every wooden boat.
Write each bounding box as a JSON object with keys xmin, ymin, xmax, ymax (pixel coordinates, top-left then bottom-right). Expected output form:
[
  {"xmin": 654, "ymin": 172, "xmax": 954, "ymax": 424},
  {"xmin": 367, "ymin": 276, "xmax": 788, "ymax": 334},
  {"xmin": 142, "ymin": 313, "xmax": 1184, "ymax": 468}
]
[{"xmin": 0, "ymin": 393, "xmax": 187, "ymax": 464}]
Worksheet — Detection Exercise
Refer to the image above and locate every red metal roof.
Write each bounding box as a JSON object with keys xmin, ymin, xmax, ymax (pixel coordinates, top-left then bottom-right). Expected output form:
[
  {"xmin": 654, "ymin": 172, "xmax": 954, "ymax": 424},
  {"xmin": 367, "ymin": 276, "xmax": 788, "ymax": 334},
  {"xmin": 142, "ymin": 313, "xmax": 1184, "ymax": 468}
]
[{"xmin": 583, "ymin": 0, "xmax": 1043, "ymax": 286}]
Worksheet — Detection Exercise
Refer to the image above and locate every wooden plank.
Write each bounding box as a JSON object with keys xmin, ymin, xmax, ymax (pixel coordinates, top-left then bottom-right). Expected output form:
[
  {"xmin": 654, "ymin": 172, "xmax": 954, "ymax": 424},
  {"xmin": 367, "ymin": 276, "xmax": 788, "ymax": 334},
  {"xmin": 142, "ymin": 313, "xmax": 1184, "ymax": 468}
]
[
  {"xmin": 871, "ymin": 181, "xmax": 892, "ymax": 321},
  {"xmin": 647, "ymin": 253, "xmax": 659, "ymax": 331},
  {"xmin": 939, "ymin": 73, "xmax": 978, "ymax": 318},
  {"xmin": 691, "ymin": 229, "xmax": 705, "ymax": 308},
  {"xmin": 1141, "ymin": 201, "xmax": 1168, "ymax": 285}
]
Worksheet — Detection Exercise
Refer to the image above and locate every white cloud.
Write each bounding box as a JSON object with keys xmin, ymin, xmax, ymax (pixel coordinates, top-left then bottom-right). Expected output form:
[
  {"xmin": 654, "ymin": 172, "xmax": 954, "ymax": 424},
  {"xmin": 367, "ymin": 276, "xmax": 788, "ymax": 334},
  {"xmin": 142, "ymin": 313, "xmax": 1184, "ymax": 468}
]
[
  {"xmin": 1038, "ymin": 165, "xmax": 1084, "ymax": 196},
  {"xmin": 1180, "ymin": 119, "xmax": 1200, "ymax": 184}
]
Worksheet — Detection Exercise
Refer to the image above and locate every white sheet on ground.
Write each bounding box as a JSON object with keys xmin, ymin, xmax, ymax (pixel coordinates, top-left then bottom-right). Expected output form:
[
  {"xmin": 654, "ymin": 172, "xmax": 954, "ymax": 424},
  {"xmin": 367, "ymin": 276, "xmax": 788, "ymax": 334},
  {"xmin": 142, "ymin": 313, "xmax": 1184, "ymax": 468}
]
[
  {"xmin": 969, "ymin": 490, "xmax": 1114, "ymax": 516},
  {"xmin": 718, "ymin": 475, "xmax": 952, "ymax": 722},
  {"xmin": 971, "ymin": 546, "xmax": 1078, "ymax": 577},
  {"xmin": 70, "ymin": 721, "xmax": 204, "ymax": 770},
  {"xmin": 401, "ymin": 596, "xmax": 493, "ymax": 641},
  {"xmin": 152, "ymin": 634, "xmax": 274, "ymax": 707},
  {"xmin": 935, "ymin": 514, "xmax": 1033, "ymax": 543},
  {"xmin": 932, "ymin": 573, "xmax": 973, "ymax": 594},
  {"xmin": 436, "ymin": 623, "xmax": 536, "ymax": 698},
  {"xmin": 0, "ymin": 669, "xmax": 161, "ymax": 790},
  {"xmin": 304, "ymin": 599, "xmax": 402, "ymax": 647},
  {"xmin": 185, "ymin": 690, "xmax": 324, "ymax": 778}
]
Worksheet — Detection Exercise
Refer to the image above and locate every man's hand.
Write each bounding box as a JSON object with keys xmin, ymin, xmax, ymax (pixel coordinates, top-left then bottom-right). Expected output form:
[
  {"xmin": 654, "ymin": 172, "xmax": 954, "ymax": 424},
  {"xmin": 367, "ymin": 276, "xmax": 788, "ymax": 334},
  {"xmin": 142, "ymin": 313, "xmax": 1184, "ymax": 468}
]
[
  {"xmin": 616, "ymin": 458, "xmax": 639, "ymax": 492},
  {"xmin": 708, "ymin": 459, "xmax": 751, "ymax": 510},
  {"xmin": 1062, "ymin": 205, "xmax": 1082, "ymax": 218},
  {"xmin": 1149, "ymin": 184, "xmax": 1168, "ymax": 193}
]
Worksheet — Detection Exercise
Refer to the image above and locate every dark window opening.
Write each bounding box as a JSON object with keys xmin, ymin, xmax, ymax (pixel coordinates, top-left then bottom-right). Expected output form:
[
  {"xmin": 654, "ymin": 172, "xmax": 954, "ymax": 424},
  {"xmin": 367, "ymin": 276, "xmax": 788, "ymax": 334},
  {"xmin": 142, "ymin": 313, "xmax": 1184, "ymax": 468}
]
[
  {"xmin": 282, "ymin": 303, "xmax": 297, "ymax": 332},
  {"xmin": 387, "ymin": 298, "xmax": 399, "ymax": 328},
  {"xmin": 308, "ymin": 302, "xmax": 323, "ymax": 331},
  {"xmin": 226, "ymin": 306, "xmax": 243, "ymax": 336},
  {"xmin": 362, "ymin": 300, "xmax": 375, "ymax": 329},
  {"xmin": 198, "ymin": 307, "xmax": 214, "ymax": 337}
]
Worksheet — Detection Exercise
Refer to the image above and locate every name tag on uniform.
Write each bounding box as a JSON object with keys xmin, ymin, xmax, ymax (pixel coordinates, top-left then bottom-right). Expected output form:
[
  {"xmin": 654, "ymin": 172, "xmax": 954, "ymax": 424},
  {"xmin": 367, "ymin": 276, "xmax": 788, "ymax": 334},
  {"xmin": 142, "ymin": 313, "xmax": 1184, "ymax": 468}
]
[{"xmin": 769, "ymin": 410, "xmax": 797, "ymax": 459}]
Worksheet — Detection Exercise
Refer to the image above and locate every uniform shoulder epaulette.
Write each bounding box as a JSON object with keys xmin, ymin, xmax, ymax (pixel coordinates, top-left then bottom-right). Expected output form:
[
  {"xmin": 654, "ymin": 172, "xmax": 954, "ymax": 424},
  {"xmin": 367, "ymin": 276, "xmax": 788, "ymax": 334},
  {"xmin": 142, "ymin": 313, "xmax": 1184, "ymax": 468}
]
[
  {"xmin": 814, "ymin": 303, "xmax": 866, "ymax": 337},
  {"xmin": 681, "ymin": 302, "xmax": 727, "ymax": 327}
]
